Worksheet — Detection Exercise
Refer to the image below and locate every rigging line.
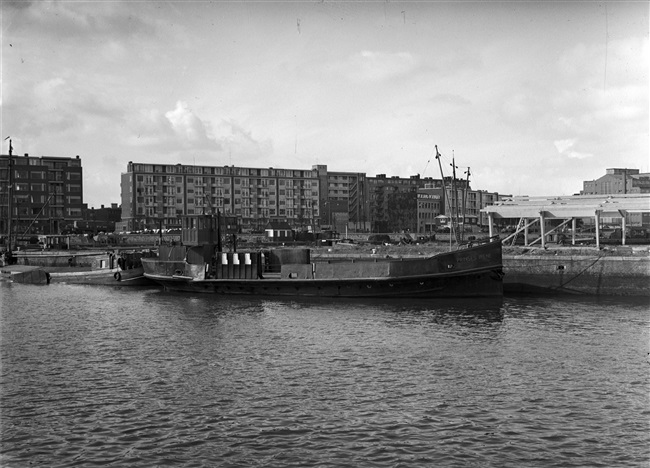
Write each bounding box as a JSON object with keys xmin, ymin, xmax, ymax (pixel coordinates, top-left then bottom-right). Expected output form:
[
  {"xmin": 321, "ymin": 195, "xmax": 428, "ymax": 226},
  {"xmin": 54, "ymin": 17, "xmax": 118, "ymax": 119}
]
[
  {"xmin": 603, "ymin": 4, "xmax": 609, "ymax": 91},
  {"xmin": 421, "ymin": 145, "xmax": 436, "ymax": 177},
  {"xmin": 558, "ymin": 254, "xmax": 606, "ymax": 290}
]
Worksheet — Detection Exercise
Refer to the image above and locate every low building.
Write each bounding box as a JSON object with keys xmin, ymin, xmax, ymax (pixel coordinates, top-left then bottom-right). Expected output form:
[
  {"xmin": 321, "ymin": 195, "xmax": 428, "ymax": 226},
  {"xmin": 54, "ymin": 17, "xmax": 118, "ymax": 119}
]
[{"xmin": 265, "ymin": 221, "xmax": 294, "ymax": 242}]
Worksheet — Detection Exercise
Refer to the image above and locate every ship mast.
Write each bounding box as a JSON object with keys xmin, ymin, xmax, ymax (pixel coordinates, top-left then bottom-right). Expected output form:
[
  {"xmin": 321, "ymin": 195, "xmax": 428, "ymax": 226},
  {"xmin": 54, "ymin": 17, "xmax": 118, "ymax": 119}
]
[
  {"xmin": 5, "ymin": 138, "xmax": 13, "ymax": 254},
  {"xmin": 462, "ymin": 166, "xmax": 471, "ymax": 244},
  {"xmin": 450, "ymin": 154, "xmax": 462, "ymax": 244},
  {"xmin": 434, "ymin": 145, "xmax": 457, "ymax": 249}
]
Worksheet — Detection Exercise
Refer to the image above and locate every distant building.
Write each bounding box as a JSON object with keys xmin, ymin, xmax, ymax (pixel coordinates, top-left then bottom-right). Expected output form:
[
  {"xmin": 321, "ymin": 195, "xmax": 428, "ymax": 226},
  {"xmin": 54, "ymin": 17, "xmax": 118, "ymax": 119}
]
[
  {"xmin": 121, "ymin": 162, "xmax": 320, "ymax": 233},
  {"xmin": 0, "ymin": 151, "xmax": 510, "ymax": 241},
  {"xmin": 416, "ymin": 182, "xmax": 504, "ymax": 234},
  {"xmin": 80, "ymin": 203, "xmax": 121, "ymax": 233},
  {"xmin": 313, "ymin": 165, "xmax": 369, "ymax": 233},
  {"xmin": 581, "ymin": 168, "xmax": 650, "ymax": 195},
  {"xmin": 581, "ymin": 168, "xmax": 650, "ymax": 227},
  {"xmin": 265, "ymin": 220, "xmax": 294, "ymax": 241},
  {"xmin": 417, "ymin": 185, "xmax": 444, "ymax": 234},
  {"xmin": 368, "ymin": 174, "xmax": 438, "ymax": 233},
  {"xmin": 0, "ymin": 153, "xmax": 84, "ymax": 241}
]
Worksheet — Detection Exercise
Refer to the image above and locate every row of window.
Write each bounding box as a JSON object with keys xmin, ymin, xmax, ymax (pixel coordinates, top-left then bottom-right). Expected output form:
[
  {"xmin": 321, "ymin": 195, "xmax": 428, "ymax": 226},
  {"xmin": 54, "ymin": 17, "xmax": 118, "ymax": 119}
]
[
  {"xmin": 131, "ymin": 163, "xmax": 317, "ymax": 179},
  {"xmin": 13, "ymin": 206, "xmax": 81, "ymax": 217},
  {"xmin": 15, "ymin": 183, "xmax": 81, "ymax": 193},
  {"xmin": 2, "ymin": 158, "xmax": 82, "ymax": 168},
  {"xmin": 136, "ymin": 206, "xmax": 309, "ymax": 219},
  {"xmin": 138, "ymin": 195, "xmax": 318, "ymax": 210},
  {"xmin": 136, "ymin": 174, "xmax": 318, "ymax": 187},
  {"xmin": 9, "ymin": 170, "xmax": 81, "ymax": 180}
]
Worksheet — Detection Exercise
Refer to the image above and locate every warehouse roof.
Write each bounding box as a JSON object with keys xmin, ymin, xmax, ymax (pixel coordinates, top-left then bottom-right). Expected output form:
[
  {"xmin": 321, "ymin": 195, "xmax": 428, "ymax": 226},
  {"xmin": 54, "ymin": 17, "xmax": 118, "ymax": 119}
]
[{"xmin": 481, "ymin": 194, "xmax": 650, "ymax": 219}]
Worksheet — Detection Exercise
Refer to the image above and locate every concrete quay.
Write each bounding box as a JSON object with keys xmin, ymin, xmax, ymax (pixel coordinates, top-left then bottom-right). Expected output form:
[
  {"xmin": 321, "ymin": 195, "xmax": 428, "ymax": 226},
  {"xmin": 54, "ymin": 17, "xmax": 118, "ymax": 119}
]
[
  {"xmin": 312, "ymin": 243, "xmax": 650, "ymax": 297},
  {"xmin": 501, "ymin": 248, "xmax": 649, "ymax": 297}
]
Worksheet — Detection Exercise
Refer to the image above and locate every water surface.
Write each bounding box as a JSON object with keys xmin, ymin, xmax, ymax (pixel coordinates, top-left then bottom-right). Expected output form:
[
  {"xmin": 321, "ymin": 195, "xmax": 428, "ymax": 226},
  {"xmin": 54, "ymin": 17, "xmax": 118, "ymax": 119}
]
[{"xmin": 1, "ymin": 283, "xmax": 648, "ymax": 467}]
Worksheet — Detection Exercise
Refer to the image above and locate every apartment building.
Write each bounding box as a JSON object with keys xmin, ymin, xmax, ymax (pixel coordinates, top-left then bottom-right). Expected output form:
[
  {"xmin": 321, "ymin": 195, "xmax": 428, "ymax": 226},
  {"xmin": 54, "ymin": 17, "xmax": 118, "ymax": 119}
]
[
  {"xmin": 0, "ymin": 153, "xmax": 84, "ymax": 240},
  {"xmin": 120, "ymin": 162, "xmax": 320, "ymax": 232},
  {"xmin": 313, "ymin": 165, "xmax": 369, "ymax": 233}
]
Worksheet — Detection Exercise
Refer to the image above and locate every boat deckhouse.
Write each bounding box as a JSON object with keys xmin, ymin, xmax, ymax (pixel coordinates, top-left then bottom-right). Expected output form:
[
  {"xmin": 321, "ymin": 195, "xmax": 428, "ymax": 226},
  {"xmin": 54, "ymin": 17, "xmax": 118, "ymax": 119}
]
[{"xmin": 481, "ymin": 194, "xmax": 650, "ymax": 248}]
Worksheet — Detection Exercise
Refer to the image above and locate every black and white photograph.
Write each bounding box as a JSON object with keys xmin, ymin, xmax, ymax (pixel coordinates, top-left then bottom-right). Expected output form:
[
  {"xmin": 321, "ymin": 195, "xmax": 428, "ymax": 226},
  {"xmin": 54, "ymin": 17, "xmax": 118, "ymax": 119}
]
[{"xmin": 1, "ymin": 1, "xmax": 648, "ymax": 467}]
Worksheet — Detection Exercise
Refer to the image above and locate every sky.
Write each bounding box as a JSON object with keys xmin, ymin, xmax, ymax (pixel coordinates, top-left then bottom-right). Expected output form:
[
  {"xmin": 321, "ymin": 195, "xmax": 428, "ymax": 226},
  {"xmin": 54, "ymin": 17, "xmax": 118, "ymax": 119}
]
[{"xmin": 1, "ymin": 1, "xmax": 648, "ymax": 208}]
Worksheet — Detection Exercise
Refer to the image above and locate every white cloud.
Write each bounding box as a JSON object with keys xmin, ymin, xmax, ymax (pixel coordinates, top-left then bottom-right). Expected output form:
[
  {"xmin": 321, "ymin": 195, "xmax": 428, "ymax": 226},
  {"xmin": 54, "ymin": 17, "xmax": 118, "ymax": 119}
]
[
  {"xmin": 165, "ymin": 101, "xmax": 208, "ymax": 142},
  {"xmin": 554, "ymin": 139, "xmax": 576, "ymax": 154},
  {"xmin": 554, "ymin": 138, "xmax": 593, "ymax": 160}
]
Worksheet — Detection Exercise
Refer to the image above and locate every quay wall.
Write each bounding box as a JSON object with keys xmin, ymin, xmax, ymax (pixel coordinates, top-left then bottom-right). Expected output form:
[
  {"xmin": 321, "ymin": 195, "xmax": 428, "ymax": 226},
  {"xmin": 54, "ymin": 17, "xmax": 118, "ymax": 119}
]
[
  {"xmin": 312, "ymin": 244, "xmax": 649, "ymax": 297},
  {"xmin": 503, "ymin": 254, "xmax": 649, "ymax": 296}
]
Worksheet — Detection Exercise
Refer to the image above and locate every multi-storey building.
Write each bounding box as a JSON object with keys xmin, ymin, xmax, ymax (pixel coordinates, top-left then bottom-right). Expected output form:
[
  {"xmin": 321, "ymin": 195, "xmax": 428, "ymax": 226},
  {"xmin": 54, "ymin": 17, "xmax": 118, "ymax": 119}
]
[
  {"xmin": 120, "ymin": 162, "xmax": 320, "ymax": 232},
  {"xmin": 1, "ymin": 152, "xmax": 84, "ymax": 243},
  {"xmin": 417, "ymin": 185, "xmax": 444, "ymax": 234},
  {"xmin": 416, "ymin": 180, "xmax": 503, "ymax": 234},
  {"xmin": 313, "ymin": 165, "xmax": 369, "ymax": 233},
  {"xmin": 581, "ymin": 168, "xmax": 650, "ymax": 195},
  {"xmin": 368, "ymin": 174, "xmax": 438, "ymax": 233},
  {"xmin": 474, "ymin": 190, "xmax": 502, "ymax": 227}
]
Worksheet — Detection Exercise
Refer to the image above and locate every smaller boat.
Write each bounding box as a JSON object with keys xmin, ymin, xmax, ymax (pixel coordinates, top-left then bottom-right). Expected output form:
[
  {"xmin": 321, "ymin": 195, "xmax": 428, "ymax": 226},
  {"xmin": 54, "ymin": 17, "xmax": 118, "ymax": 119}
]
[{"xmin": 5, "ymin": 249, "xmax": 155, "ymax": 286}]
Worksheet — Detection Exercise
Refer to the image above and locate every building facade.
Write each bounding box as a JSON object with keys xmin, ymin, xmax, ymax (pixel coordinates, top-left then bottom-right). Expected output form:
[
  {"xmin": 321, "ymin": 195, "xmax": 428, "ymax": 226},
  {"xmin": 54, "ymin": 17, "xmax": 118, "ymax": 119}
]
[
  {"xmin": 417, "ymin": 185, "xmax": 444, "ymax": 234},
  {"xmin": 368, "ymin": 174, "xmax": 439, "ymax": 233},
  {"xmin": 120, "ymin": 162, "xmax": 320, "ymax": 233},
  {"xmin": 416, "ymin": 181, "xmax": 503, "ymax": 234},
  {"xmin": 80, "ymin": 203, "xmax": 121, "ymax": 234},
  {"xmin": 313, "ymin": 165, "xmax": 370, "ymax": 234},
  {"xmin": 581, "ymin": 168, "xmax": 650, "ymax": 227},
  {"xmin": 1, "ymin": 153, "xmax": 84, "ymax": 243},
  {"xmin": 581, "ymin": 168, "xmax": 650, "ymax": 195}
]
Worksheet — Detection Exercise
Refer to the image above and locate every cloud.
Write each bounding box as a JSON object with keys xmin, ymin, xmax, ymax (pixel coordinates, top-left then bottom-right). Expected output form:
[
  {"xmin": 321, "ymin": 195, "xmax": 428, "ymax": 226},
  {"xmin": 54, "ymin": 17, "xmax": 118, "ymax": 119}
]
[
  {"xmin": 344, "ymin": 50, "xmax": 418, "ymax": 83},
  {"xmin": 124, "ymin": 102, "xmax": 277, "ymax": 166},
  {"xmin": 123, "ymin": 101, "xmax": 222, "ymax": 154},
  {"xmin": 213, "ymin": 119, "xmax": 274, "ymax": 163},
  {"xmin": 165, "ymin": 101, "xmax": 211, "ymax": 143},
  {"xmin": 554, "ymin": 139, "xmax": 593, "ymax": 160},
  {"xmin": 9, "ymin": 1, "xmax": 157, "ymax": 41}
]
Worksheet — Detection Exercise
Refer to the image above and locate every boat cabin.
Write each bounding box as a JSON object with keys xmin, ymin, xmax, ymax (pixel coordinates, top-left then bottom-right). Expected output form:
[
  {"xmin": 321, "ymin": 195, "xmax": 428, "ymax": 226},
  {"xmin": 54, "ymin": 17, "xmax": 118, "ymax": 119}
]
[{"xmin": 180, "ymin": 215, "xmax": 218, "ymax": 246}]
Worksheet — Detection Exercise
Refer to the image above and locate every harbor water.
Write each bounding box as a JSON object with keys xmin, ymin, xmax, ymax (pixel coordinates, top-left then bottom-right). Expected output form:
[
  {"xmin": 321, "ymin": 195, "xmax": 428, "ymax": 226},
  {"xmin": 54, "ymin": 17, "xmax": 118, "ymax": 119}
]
[{"xmin": 1, "ymin": 282, "xmax": 649, "ymax": 467}]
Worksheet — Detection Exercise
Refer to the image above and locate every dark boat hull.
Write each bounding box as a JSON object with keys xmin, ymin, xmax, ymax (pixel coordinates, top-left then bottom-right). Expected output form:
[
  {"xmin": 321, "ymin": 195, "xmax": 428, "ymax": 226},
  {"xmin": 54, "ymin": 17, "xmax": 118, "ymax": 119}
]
[
  {"xmin": 145, "ymin": 268, "xmax": 502, "ymax": 298},
  {"xmin": 143, "ymin": 239, "xmax": 503, "ymax": 298}
]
